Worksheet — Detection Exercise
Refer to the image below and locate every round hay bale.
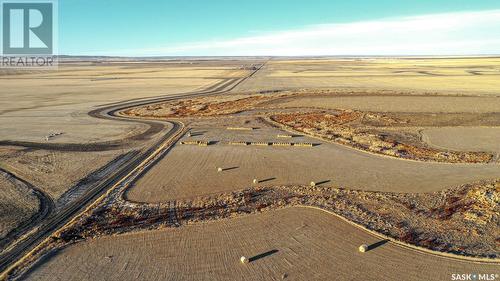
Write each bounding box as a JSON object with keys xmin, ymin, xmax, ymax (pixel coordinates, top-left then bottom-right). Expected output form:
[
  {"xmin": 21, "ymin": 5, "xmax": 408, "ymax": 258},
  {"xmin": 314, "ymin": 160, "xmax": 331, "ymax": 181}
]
[
  {"xmin": 358, "ymin": 244, "xmax": 368, "ymax": 253},
  {"xmin": 310, "ymin": 181, "xmax": 316, "ymax": 187},
  {"xmin": 253, "ymin": 179, "xmax": 258, "ymax": 184},
  {"xmin": 240, "ymin": 256, "xmax": 249, "ymax": 264},
  {"xmin": 217, "ymin": 167, "xmax": 223, "ymax": 172}
]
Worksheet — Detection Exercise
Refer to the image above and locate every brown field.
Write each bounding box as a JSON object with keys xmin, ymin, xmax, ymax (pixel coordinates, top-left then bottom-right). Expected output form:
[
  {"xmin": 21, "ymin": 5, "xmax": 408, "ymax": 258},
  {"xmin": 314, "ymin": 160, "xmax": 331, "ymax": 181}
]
[
  {"xmin": 269, "ymin": 95, "xmax": 500, "ymax": 113},
  {"xmin": 0, "ymin": 63, "xmax": 250, "ymax": 144},
  {"xmin": 0, "ymin": 61, "xmax": 251, "ymax": 201},
  {"xmin": 60, "ymin": 180, "xmax": 500, "ymax": 258},
  {"xmin": 234, "ymin": 58, "xmax": 500, "ymax": 95},
  {"xmin": 4, "ymin": 58, "xmax": 500, "ymax": 280},
  {"xmin": 0, "ymin": 171, "xmax": 40, "ymax": 240},
  {"xmin": 23, "ymin": 207, "xmax": 499, "ymax": 281},
  {"xmin": 422, "ymin": 127, "xmax": 500, "ymax": 154},
  {"xmin": 0, "ymin": 147, "xmax": 123, "ymax": 199},
  {"xmin": 126, "ymin": 122, "xmax": 500, "ymax": 202}
]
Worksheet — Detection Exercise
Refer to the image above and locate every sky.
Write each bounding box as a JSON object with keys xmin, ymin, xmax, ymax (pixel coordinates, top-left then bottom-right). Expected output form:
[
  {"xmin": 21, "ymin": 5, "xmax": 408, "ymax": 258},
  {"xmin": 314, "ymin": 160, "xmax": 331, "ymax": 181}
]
[{"xmin": 59, "ymin": 0, "xmax": 500, "ymax": 56}]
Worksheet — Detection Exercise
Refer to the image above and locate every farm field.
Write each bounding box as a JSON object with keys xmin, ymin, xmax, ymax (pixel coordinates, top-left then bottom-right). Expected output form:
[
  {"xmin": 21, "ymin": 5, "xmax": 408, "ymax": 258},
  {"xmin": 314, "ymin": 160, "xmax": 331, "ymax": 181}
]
[
  {"xmin": 421, "ymin": 127, "xmax": 500, "ymax": 154},
  {"xmin": 0, "ymin": 59, "xmax": 259, "ymax": 270},
  {"xmin": 234, "ymin": 58, "xmax": 500, "ymax": 95},
  {"xmin": 0, "ymin": 147, "xmax": 123, "ymax": 199},
  {"xmin": 3, "ymin": 0, "xmax": 500, "ymax": 277},
  {"xmin": 268, "ymin": 95, "xmax": 500, "ymax": 113},
  {"xmin": 0, "ymin": 172, "xmax": 40, "ymax": 240},
  {"xmin": 0, "ymin": 62, "xmax": 250, "ymax": 144},
  {"xmin": 22, "ymin": 207, "xmax": 499, "ymax": 281},
  {"xmin": 0, "ymin": 59, "xmax": 253, "ymax": 204},
  {"xmin": 3, "ymin": 57, "xmax": 500, "ymax": 280},
  {"xmin": 127, "ymin": 123, "xmax": 500, "ymax": 202}
]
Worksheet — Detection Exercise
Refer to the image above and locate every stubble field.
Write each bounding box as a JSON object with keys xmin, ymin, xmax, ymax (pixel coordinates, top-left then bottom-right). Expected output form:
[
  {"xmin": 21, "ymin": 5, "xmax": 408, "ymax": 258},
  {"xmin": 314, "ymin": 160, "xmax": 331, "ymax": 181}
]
[
  {"xmin": 0, "ymin": 172, "xmax": 40, "ymax": 240},
  {"xmin": 23, "ymin": 207, "xmax": 499, "ymax": 281},
  {"xmin": 4, "ymin": 57, "xmax": 500, "ymax": 281}
]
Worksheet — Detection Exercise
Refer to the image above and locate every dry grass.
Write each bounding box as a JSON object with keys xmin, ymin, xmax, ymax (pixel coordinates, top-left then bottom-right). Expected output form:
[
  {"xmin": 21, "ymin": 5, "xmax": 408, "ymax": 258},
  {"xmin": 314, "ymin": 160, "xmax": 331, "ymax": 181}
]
[
  {"xmin": 271, "ymin": 111, "xmax": 493, "ymax": 163},
  {"xmin": 122, "ymin": 94, "xmax": 275, "ymax": 118}
]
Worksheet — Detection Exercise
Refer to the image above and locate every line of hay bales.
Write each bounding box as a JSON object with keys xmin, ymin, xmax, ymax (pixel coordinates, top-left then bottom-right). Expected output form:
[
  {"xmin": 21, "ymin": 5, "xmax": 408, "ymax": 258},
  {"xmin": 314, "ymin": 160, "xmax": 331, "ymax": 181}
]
[
  {"xmin": 271, "ymin": 142, "xmax": 313, "ymax": 147},
  {"xmin": 226, "ymin": 127, "xmax": 254, "ymax": 131},
  {"xmin": 180, "ymin": 140, "xmax": 209, "ymax": 146},
  {"xmin": 277, "ymin": 134, "xmax": 292, "ymax": 138},
  {"xmin": 226, "ymin": 141, "xmax": 313, "ymax": 147},
  {"xmin": 228, "ymin": 141, "xmax": 249, "ymax": 146},
  {"xmin": 271, "ymin": 142, "xmax": 292, "ymax": 147},
  {"xmin": 293, "ymin": 142, "xmax": 313, "ymax": 147},
  {"xmin": 250, "ymin": 142, "xmax": 270, "ymax": 146}
]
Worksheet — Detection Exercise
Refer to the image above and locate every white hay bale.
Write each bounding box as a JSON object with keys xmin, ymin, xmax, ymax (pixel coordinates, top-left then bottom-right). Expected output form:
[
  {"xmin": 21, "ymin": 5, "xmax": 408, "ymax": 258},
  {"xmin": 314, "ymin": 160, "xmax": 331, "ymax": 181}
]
[
  {"xmin": 240, "ymin": 256, "xmax": 249, "ymax": 264},
  {"xmin": 310, "ymin": 181, "xmax": 316, "ymax": 187},
  {"xmin": 358, "ymin": 244, "xmax": 368, "ymax": 253},
  {"xmin": 253, "ymin": 179, "xmax": 258, "ymax": 184},
  {"xmin": 217, "ymin": 167, "xmax": 223, "ymax": 172}
]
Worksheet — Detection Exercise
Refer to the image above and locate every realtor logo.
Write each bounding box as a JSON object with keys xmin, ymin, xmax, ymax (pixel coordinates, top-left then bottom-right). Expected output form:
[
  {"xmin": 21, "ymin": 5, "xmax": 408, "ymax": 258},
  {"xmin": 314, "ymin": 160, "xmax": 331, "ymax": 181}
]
[{"xmin": 1, "ymin": 0, "xmax": 57, "ymax": 68}]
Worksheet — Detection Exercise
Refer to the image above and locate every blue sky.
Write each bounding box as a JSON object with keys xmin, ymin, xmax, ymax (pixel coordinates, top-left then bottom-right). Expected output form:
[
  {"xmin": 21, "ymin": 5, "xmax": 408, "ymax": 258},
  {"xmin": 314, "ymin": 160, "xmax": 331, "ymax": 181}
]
[{"xmin": 60, "ymin": 0, "xmax": 500, "ymax": 56}]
